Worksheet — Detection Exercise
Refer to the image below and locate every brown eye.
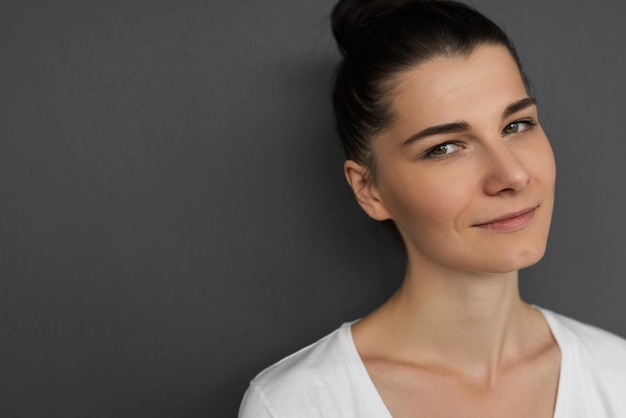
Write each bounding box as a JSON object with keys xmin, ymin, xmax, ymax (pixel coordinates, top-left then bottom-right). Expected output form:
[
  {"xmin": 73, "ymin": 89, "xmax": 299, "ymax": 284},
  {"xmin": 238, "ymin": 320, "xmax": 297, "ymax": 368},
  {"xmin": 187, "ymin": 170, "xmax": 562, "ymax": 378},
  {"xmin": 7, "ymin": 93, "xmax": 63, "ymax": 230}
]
[
  {"xmin": 502, "ymin": 120, "xmax": 535, "ymax": 135},
  {"xmin": 427, "ymin": 143, "xmax": 460, "ymax": 159},
  {"xmin": 503, "ymin": 123, "xmax": 520, "ymax": 135},
  {"xmin": 432, "ymin": 145, "xmax": 448, "ymax": 155}
]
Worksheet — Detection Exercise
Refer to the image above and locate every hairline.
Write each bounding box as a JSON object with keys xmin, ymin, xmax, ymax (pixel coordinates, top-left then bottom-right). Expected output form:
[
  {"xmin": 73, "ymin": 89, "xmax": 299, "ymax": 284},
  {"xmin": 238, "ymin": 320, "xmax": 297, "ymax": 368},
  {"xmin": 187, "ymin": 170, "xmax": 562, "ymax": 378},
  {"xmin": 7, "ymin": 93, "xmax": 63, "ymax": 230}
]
[{"xmin": 362, "ymin": 41, "xmax": 525, "ymax": 186}]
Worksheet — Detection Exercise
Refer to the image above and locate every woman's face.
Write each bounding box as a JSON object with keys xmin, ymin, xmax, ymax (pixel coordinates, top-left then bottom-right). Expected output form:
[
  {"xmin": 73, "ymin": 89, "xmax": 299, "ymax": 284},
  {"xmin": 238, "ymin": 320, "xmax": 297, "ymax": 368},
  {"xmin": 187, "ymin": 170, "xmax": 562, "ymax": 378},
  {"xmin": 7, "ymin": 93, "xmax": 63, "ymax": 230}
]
[{"xmin": 349, "ymin": 45, "xmax": 556, "ymax": 275}]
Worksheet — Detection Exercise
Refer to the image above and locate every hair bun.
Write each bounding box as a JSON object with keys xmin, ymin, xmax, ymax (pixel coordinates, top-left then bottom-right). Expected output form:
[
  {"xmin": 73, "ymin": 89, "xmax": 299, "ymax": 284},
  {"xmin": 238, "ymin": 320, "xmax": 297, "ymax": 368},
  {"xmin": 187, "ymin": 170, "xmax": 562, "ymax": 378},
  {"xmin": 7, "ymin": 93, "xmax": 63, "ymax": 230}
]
[{"xmin": 331, "ymin": 0, "xmax": 417, "ymax": 58}]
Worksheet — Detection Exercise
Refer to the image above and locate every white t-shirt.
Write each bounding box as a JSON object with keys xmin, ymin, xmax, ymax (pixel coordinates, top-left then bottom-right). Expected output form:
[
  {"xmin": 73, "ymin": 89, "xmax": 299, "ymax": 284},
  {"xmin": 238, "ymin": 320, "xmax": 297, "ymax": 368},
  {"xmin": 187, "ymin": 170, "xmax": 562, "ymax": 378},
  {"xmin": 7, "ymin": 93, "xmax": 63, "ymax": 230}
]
[{"xmin": 239, "ymin": 308, "xmax": 626, "ymax": 417}]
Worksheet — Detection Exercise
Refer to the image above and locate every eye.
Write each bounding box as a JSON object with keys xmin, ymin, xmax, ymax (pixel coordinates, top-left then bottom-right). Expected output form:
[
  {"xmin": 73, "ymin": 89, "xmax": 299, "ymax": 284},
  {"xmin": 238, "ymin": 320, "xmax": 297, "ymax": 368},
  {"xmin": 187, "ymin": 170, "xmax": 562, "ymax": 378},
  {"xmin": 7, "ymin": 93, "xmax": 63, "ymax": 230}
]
[
  {"xmin": 502, "ymin": 119, "xmax": 536, "ymax": 135},
  {"xmin": 426, "ymin": 142, "xmax": 461, "ymax": 159}
]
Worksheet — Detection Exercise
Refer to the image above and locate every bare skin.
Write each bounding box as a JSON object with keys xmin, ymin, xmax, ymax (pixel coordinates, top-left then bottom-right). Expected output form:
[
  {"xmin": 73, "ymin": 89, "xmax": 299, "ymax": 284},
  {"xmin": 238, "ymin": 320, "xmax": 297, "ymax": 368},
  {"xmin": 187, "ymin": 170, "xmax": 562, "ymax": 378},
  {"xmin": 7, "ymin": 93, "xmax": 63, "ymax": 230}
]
[
  {"xmin": 345, "ymin": 46, "xmax": 560, "ymax": 417},
  {"xmin": 352, "ymin": 279, "xmax": 560, "ymax": 418}
]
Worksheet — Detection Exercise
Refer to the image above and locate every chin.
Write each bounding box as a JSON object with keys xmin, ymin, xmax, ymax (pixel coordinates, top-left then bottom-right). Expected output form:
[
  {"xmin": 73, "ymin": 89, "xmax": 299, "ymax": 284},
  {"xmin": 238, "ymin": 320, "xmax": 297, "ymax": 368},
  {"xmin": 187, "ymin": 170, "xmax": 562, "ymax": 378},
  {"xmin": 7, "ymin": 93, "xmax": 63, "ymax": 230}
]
[{"xmin": 482, "ymin": 244, "xmax": 548, "ymax": 274}]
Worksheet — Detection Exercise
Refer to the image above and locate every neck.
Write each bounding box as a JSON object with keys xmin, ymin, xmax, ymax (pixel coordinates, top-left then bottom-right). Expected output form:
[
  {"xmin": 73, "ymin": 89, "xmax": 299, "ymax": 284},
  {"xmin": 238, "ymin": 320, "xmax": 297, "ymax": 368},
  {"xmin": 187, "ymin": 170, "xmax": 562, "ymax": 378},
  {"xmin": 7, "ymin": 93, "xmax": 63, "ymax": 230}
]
[{"xmin": 355, "ymin": 262, "xmax": 541, "ymax": 385}]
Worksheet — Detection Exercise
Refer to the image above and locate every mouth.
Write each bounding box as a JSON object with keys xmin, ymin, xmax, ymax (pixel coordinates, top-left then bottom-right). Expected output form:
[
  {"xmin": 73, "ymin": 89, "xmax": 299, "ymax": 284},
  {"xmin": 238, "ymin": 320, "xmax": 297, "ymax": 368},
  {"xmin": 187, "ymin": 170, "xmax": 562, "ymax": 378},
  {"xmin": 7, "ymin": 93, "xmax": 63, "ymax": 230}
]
[{"xmin": 473, "ymin": 206, "xmax": 537, "ymax": 232}]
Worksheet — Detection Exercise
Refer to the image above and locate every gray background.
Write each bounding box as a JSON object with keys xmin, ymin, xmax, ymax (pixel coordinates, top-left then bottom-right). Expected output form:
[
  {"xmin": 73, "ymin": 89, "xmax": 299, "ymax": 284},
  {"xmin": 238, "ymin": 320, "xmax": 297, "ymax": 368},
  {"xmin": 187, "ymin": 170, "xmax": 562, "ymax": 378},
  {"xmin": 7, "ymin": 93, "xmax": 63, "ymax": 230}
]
[{"xmin": 1, "ymin": 0, "xmax": 624, "ymax": 416}]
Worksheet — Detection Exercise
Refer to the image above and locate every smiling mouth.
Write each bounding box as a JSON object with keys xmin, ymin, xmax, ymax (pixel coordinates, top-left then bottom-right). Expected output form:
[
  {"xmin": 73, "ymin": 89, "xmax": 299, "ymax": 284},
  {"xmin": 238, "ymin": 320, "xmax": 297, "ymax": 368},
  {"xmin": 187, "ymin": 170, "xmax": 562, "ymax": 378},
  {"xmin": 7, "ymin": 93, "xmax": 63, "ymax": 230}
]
[{"xmin": 474, "ymin": 207, "xmax": 537, "ymax": 232}]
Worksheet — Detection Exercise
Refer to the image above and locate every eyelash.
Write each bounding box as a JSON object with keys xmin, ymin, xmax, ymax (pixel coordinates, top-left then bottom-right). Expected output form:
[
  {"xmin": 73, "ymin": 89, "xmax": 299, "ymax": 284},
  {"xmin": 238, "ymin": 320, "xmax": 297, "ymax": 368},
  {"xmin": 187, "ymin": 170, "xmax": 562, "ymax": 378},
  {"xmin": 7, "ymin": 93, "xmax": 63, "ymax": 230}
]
[
  {"xmin": 501, "ymin": 118, "xmax": 537, "ymax": 136},
  {"xmin": 424, "ymin": 142, "xmax": 462, "ymax": 160},
  {"xmin": 423, "ymin": 118, "xmax": 537, "ymax": 160}
]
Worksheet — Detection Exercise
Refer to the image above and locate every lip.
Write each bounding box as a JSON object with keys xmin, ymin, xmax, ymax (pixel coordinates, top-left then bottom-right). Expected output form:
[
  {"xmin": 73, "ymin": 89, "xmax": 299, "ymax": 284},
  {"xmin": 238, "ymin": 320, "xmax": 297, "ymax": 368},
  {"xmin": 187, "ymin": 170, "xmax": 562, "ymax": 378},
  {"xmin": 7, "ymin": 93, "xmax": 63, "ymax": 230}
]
[{"xmin": 474, "ymin": 206, "xmax": 537, "ymax": 232}]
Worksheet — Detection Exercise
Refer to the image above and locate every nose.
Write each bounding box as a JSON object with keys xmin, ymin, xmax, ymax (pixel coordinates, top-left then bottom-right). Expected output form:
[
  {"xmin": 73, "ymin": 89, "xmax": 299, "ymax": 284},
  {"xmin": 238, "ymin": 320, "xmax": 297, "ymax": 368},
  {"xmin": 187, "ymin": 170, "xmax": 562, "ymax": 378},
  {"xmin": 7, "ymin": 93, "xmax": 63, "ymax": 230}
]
[{"xmin": 482, "ymin": 142, "xmax": 531, "ymax": 196}]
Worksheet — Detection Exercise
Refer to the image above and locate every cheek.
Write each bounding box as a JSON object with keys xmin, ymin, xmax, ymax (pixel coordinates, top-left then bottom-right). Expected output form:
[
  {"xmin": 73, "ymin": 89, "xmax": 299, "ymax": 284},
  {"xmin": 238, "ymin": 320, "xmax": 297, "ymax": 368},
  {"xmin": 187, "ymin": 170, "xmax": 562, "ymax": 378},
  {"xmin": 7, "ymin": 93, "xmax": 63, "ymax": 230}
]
[
  {"xmin": 376, "ymin": 166, "xmax": 474, "ymax": 234},
  {"xmin": 527, "ymin": 138, "xmax": 556, "ymax": 189},
  {"xmin": 546, "ymin": 148, "xmax": 557, "ymax": 187}
]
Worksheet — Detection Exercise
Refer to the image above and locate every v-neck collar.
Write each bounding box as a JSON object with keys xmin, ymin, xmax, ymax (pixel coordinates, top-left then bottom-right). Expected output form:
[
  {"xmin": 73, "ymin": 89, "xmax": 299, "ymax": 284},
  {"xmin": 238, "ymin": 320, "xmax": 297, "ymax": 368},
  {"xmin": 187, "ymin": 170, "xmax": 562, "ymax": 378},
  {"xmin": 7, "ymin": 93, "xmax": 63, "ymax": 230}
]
[{"xmin": 342, "ymin": 306, "xmax": 569, "ymax": 418}]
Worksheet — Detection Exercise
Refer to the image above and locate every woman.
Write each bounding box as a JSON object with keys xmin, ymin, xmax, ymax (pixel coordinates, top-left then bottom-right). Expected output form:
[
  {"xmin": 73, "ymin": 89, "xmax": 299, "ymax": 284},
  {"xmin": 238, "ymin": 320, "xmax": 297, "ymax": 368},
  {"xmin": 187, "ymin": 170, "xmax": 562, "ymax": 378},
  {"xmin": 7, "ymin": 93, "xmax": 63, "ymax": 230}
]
[{"xmin": 240, "ymin": 1, "xmax": 626, "ymax": 416}]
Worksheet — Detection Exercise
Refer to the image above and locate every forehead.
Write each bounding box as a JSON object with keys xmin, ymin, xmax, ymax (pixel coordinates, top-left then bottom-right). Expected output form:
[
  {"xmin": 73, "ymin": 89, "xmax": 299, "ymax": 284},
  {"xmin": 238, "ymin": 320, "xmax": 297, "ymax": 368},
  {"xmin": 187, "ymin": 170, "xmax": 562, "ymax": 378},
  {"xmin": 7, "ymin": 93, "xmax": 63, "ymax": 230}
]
[{"xmin": 388, "ymin": 45, "xmax": 528, "ymax": 125}]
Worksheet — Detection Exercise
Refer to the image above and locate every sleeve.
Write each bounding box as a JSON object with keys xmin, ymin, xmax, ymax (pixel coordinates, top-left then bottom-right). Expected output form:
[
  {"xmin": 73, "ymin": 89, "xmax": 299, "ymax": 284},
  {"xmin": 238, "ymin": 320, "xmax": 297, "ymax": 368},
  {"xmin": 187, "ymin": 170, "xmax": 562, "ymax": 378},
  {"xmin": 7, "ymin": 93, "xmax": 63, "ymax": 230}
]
[{"xmin": 238, "ymin": 384, "xmax": 274, "ymax": 418}]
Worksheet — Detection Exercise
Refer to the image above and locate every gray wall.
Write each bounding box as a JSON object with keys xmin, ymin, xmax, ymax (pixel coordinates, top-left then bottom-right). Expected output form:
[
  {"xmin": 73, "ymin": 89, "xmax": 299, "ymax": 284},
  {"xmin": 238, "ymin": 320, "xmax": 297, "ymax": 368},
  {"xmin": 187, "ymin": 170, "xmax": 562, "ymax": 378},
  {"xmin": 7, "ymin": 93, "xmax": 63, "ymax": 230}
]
[{"xmin": 1, "ymin": 0, "xmax": 624, "ymax": 416}]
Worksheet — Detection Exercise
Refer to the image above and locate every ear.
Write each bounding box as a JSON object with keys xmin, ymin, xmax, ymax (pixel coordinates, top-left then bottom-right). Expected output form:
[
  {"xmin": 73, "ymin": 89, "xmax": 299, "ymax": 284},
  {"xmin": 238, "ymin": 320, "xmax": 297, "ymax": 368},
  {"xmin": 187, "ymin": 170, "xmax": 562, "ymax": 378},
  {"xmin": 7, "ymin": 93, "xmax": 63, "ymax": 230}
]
[{"xmin": 344, "ymin": 160, "xmax": 391, "ymax": 221}]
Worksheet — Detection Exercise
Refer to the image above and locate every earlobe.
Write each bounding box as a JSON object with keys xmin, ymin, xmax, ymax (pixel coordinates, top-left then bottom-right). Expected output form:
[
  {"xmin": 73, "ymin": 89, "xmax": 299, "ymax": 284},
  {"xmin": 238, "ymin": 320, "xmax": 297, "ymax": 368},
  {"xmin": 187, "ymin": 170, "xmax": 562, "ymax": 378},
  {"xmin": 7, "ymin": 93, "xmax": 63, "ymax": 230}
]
[{"xmin": 343, "ymin": 160, "xmax": 391, "ymax": 221}]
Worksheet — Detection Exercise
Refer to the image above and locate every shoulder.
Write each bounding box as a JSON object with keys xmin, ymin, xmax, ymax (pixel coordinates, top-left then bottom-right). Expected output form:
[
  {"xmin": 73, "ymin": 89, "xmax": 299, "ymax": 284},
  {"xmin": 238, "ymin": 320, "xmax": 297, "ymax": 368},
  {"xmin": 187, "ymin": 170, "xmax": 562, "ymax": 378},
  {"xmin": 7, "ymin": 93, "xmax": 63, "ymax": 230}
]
[
  {"xmin": 539, "ymin": 307, "xmax": 626, "ymax": 381},
  {"xmin": 538, "ymin": 307, "xmax": 626, "ymax": 413},
  {"xmin": 239, "ymin": 322, "xmax": 375, "ymax": 418},
  {"xmin": 251, "ymin": 323, "xmax": 353, "ymax": 392},
  {"xmin": 540, "ymin": 307, "xmax": 626, "ymax": 362}
]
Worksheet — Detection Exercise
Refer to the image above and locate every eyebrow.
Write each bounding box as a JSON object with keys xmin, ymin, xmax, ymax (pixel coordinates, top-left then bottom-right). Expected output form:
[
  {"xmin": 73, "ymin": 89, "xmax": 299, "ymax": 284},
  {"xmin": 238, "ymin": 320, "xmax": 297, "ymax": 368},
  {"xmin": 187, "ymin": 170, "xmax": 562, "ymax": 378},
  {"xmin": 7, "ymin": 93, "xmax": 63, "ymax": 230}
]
[
  {"xmin": 401, "ymin": 97, "xmax": 538, "ymax": 146},
  {"xmin": 402, "ymin": 121, "xmax": 470, "ymax": 146},
  {"xmin": 502, "ymin": 97, "xmax": 537, "ymax": 119}
]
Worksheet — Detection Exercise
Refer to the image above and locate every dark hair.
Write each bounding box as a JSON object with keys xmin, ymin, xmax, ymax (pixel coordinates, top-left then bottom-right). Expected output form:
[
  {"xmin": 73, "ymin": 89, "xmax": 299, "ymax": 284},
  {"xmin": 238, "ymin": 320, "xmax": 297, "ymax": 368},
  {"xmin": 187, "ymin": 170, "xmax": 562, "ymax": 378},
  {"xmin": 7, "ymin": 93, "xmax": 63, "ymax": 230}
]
[{"xmin": 331, "ymin": 0, "xmax": 527, "ymax": 180}]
